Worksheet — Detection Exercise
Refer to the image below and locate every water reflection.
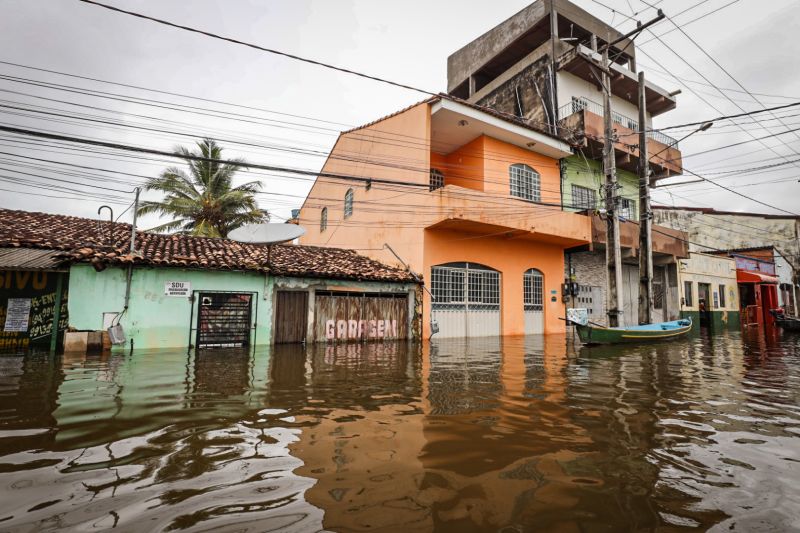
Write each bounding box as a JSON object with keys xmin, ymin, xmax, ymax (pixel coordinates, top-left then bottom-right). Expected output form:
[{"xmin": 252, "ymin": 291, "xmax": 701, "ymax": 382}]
[{"xmin": 0, "ymin": 332, "xmax": 797, "ymax": 531}]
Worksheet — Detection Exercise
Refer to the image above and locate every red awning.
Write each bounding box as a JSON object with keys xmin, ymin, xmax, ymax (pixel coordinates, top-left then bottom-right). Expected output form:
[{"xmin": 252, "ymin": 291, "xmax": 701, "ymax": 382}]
[{"xmin": 737, "ymin": 271, "xmax": 779, "ymax": 284}]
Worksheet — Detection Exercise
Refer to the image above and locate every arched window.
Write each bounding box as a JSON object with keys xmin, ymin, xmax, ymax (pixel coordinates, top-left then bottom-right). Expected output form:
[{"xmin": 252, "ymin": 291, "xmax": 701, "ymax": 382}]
[
  {"xmin": 429, "ymin": 168, "xmax": 444, "ymax": 191},
  {"xmin": 320, "ymin": 207, "xmax": 328, "ymax": 232},
  {"xmin": 344, "ymin": 188, "xmax": 354, "ymax": 218},
  {"xmin": 431, "ymin": 262, "xmax": 500, "ymax": 309},
  {"xmin": 509, "ymin": 163, "xmax": 541, "ymax": 202},
  {"xmin": 523, "ymin": 269, "xmax": 544, "ymax": 311}
]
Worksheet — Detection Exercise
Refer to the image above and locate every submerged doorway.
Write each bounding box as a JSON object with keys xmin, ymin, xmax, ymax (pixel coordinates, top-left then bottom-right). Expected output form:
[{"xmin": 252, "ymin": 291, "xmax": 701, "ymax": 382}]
[
  {"xmin": 196, "ymin": 292, "xmax": 254, "ymax": 349},
  {"xmin": 274, "ymin": 291, "xmax": 309, "ymax": 344},
  {"xmin": 523, "ymin": 268, "xmax": 544, "ymax": 334}
]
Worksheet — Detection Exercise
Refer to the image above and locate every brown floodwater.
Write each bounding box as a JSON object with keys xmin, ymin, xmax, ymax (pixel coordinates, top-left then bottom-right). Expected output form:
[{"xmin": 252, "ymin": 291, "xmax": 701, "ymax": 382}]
[{"xmin": 1, "ymin": 329, "xmax": 799, "ymax": 532}]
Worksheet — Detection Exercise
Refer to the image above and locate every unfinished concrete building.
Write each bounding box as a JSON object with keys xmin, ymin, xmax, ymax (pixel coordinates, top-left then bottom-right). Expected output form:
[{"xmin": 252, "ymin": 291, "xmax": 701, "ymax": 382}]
[
  {"xmin": 447, "ymin": 0, "xmax": 682, "ymax": 181},
  {"xmin": 447, "ymin": 0, "xmax": 689, "ymax": 326}
]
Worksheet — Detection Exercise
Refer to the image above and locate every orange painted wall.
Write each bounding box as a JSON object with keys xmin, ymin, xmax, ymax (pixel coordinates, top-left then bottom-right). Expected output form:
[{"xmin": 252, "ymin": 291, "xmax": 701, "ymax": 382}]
[
  {"xmin": 481, "ymin": 136, "xmax": 562, "ymax": 204},
  {"xmin": 443, "ymin": 136, "xmax": 486, "ymax": 192},
  {"xmin": 423, "ymin": 228, "xmax": 568, "ymax": 336},
  {"xmin": 298, "ymin": 102, "xmax": 432, "ymax": 271}
]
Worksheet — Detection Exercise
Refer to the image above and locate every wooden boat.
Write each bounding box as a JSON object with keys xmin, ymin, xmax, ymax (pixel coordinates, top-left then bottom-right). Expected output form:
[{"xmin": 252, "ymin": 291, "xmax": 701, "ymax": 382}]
[
  {"xmin": 566, "ymin": 310, "xmax": 693, "ymax": 345},
  {"xmin": 770, "ymin": 310, "xmax": 800, "ymax": 332}
]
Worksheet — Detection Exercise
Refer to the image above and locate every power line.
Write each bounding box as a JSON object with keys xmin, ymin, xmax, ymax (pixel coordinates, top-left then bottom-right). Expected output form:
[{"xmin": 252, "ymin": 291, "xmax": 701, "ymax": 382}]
[{"xmin": 76, "ymin": 0, "xmax": 437, "ymax": 96}]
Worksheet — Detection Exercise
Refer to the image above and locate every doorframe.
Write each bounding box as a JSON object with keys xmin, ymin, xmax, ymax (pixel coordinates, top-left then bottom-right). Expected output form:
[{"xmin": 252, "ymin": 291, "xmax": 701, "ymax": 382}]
[
  {"xmin": 189, "ymin": 290, "xmax": 258, "ymax": 351},
  {"xmin": 270, "ymin": 287, "xmax": 312, "ymax": 345}
]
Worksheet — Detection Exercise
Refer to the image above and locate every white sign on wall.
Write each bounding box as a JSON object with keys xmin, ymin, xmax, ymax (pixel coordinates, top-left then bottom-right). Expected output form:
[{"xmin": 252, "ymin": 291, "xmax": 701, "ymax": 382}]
[
  {"xmin": 4, "ymin": 298, "xmax": 32, "ymax": 332},
  {"xmin": 164, "ymin": 281, "xmax": 191, "ymax": 297}
]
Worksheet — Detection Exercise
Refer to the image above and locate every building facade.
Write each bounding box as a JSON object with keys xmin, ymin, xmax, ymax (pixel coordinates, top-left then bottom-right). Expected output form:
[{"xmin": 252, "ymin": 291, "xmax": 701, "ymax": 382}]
[
  {"xmin": 0, "ymin": 209, "xmax": 419, "ymax": 351},
  {"xmin": 446, "ymin": 0, "xmax": 688, "ymax": 327},
  {"xmin": 298, "ymin": 97, "xmax": 592, "ymax": 338},
  {"xmin": 677, "ymin": 252, "xmax": 739, "ymax": 330}
]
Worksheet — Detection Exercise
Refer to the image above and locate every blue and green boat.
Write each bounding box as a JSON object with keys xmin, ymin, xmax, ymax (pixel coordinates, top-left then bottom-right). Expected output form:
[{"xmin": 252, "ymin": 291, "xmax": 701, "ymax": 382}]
[{"xmin": 567, "ymin": 309, "xmax": 692, "ymax": 345}]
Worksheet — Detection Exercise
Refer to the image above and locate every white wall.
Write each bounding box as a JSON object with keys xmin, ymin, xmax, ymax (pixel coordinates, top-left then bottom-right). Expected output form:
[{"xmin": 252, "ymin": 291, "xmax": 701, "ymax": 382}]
[{"xmin": 557, "ymin": 71, "xmax": 650, "ymax": 125}]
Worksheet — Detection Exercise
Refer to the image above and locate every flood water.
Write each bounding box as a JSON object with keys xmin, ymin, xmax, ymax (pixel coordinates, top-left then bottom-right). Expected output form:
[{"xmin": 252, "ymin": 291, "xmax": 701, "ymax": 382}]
[{"xmin": 1, "ymin": 330, "xmax": 799, "ymax": 532}]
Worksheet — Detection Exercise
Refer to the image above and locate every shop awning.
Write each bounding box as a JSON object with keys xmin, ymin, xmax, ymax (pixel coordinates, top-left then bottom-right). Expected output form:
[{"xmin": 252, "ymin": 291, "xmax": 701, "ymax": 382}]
[{"xmin": 737, "ymin": 271, "xmax": 778, "ymax": 284}]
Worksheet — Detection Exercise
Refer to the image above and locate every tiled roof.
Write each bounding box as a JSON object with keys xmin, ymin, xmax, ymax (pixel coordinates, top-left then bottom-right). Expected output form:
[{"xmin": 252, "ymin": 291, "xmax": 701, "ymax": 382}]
[{"xmin": 0, "ymin": 208, "xmax": 415, "ymax": 283}]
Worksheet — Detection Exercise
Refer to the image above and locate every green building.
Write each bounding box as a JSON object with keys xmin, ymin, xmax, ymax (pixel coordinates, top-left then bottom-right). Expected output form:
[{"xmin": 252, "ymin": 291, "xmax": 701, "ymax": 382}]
[{"xmin": 0, "ymin": 209, "xmax": 419, "ymax": 352}]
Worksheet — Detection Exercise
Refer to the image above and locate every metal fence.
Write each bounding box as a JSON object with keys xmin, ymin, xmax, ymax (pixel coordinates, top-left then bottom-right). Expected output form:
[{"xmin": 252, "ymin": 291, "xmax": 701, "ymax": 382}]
[{"xmin": 557, "ymin": 97, "xmax": 679, "ymax": 148}]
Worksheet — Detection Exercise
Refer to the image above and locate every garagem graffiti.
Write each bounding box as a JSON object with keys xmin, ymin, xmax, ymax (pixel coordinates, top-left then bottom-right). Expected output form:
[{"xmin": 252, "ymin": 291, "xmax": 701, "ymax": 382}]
[{"xmin": 325, "ymin": 319, "xmax": 398, "ymax": 340}]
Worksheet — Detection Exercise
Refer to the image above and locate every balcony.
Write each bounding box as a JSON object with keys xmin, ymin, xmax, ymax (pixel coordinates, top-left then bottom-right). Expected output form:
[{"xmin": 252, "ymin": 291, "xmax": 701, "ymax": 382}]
[
  {"xmin": 558, "ymin": 97, "xmax": 683, "ymax": 179},
  {"xmin": 578, "ymin": 213, "xmax": 688, "ymax": 262}
]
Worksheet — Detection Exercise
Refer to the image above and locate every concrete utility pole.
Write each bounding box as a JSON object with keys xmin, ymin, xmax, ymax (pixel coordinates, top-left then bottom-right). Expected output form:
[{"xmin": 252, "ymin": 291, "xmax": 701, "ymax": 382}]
[
  {"xmin": 602, "ymin": 46, "xmax": 624, "ymax": 327},
  {"xmin": 638, "ymin": 71, "xmax": 654, "ymax": 325},
  {"xmin": 130, "ymin": 187, "xmax": 140, "ymax": 255}
]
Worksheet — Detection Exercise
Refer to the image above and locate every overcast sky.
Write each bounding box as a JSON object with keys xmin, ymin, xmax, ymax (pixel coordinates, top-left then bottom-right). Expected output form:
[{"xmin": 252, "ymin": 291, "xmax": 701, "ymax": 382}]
[{"xmin": 1, "ymin": 0, "xmax": 798, "ymax": 230}]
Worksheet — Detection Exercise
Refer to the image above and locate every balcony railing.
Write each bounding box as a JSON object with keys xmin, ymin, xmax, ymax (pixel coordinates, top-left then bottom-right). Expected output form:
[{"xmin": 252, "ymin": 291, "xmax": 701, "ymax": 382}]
[{"xmin": 557, "ymin": 97, "xmax": 678, "ymax": 147}]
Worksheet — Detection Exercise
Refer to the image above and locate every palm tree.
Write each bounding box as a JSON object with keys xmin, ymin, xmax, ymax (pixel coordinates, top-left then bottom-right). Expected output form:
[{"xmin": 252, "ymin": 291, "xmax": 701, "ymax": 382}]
[{"xmin": 137, "ymin": 138, "xmax": 266, "ymax": 238}]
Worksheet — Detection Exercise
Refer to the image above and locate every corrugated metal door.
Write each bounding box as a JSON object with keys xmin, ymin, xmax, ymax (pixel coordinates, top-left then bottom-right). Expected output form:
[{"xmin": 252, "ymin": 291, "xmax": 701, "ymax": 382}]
[
  {"xmin": 274, "ymin": 291, "xmax": 308, "ymax": 344},
  {"xmin": 431, "ymin": 263, "xmax": 501, "ymax": 338},
  {"xmin": 314, "ymin": 291, "xmax": 408, "ymax": 342},
  {"xmin": 196, "ymin": 292, "xmax": 253, "ymax": 349},
  {"xmin": 523, "ymin": 269, "xmax": 544, "ymax": 334}
]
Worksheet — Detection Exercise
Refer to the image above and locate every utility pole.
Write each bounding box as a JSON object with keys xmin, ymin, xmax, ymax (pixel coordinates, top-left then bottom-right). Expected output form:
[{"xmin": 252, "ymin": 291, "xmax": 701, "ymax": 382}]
[
  {"xmin": 130, "ymin": 187, "xmax": 140, "ymax": 255},
  {"xmin": 602, "ymin": 46, "xmax": 624, "ymax": 327},
  {"xmin": 638, "ymin": 71, "xmax": 654, "ymax": 325}
]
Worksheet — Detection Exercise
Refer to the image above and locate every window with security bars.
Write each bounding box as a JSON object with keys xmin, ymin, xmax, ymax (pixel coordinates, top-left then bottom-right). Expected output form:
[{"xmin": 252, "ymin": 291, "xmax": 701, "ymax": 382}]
[
  {"xmin": 431, "ymin": 264, "xmax": 499, "ymax": 309},
  {"xmin": 320, "ymin": 207, "xmax": 328, "ymax": 232},
  {"xmin": 620, "ymin": 198, "xmax": 637, "ymax": 220},
  {"xmin": 509, "ymin": 163, "xmax": 541, "ymax": 202},
  {"xmin": 523, "ymin": 269, "xmax": 543, "ymax": 311},
  {"xmin": 430, "ymin": 168, "xmax": 444, "ymax": 191},
  {"xmin": 719, "ymin": 284, "xmax": 726, "ymax": 308},
  {"xmin": 571, "ymin": 184, "xmax": 596, "ymax": 210},
  {"xmin": 344, "ymin": 188, "xmax": 354, "ymax": 218}
]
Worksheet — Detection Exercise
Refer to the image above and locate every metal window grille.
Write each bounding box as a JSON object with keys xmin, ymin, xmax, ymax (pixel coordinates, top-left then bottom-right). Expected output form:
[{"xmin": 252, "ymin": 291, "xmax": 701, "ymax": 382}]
[
  {"xmin": 430, "ymin": 168, "xmax": 444, "ymax": 191},
  {"xmin": 571, "ymin": 96, "xmax": 588, "ymax": 114},
  {"xmin": 431, "ymin": 264, "xmax": 499, "ymax": 310},
  {"xmin": 523, "ymin": 269, "xmax": 543, "ymax": 311},
  {"xmin": 620, "ymin": 198, "xmax": 636, "ymax": 220},
  {"xmin": 571, "ymin": 184, "xmax": 596, "ymax": 210},
  {"xmin": 344, "ymin": 189, "xmax": 354, "ymax": 218},
  {"xmin": 684, "ymin": 281, "xmax": 693, "ymax": 307},
  {"xmin": 509, "ymin": 164, "xmax": 541, "ymax": 202},
  {"xmin": 719, "ymin": 284, "xmax": 726, "ymax": 308},
  {"xmin": 320, "ymin": 207, "xmax": 327, "ymax": 232}
]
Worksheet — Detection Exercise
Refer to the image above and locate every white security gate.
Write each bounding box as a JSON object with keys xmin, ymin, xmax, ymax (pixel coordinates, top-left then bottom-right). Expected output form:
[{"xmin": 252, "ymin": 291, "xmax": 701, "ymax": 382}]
[
  {"xmin": 431, "ymin": 263, "xmax": 501, "ymax": 338},
  {"xmin": 523, "ymin": 269, "xmax": 544, "ymax": 334}
]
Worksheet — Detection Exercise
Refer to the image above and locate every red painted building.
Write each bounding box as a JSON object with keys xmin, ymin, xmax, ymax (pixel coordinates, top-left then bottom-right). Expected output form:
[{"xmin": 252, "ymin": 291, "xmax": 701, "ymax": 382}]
[{"xmin": 731, "ymin": 254, "xmax": 780, "ymax": 327}]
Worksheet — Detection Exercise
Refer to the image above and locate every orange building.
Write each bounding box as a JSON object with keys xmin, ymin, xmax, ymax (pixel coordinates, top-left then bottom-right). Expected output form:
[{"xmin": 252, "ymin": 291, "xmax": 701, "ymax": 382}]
[{"xmin": 298, "ymin": 97, "xmax": 591, "ymax": 337}]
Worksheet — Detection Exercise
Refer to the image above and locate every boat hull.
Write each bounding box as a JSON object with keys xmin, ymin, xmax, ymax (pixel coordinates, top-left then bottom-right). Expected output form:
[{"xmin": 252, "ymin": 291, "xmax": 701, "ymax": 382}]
[
  {"xmin": 776, "ymin": 318, "xmax": 800, "ymax": 332},
  {"xmin": 575, "ymin": 319, "xmax": 693, "ymax": 345}
]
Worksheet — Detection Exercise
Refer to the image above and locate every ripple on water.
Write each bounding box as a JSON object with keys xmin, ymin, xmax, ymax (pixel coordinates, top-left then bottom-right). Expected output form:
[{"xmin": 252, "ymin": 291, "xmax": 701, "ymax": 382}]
[{"xmin": 0, "ymin": 333, "xmax": 798, "ymax": 531}]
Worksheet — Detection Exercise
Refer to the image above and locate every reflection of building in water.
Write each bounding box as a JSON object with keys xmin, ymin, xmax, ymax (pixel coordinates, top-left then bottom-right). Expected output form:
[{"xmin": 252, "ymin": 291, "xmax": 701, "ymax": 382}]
[
  {"xmin": 0, "ymin": 353, "xmax": 64, "ymax": 454},
  {"xmin": 280, "ymin": 342, "xmax": 430, "ymax": 531},
  {"xmin": 288, "ymin": 337, "xmax": 606, "ymax": 531},
  {"xmin": 192, "ymin": 349, "xmax": 252, "ymax": 398}
]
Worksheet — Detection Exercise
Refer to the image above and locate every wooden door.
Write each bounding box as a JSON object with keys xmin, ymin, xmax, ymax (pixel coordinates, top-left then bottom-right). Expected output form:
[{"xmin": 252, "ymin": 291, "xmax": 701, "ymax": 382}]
[{"xmin": 274, "ymin": 291, "xmax": 308, "ymax": 344}]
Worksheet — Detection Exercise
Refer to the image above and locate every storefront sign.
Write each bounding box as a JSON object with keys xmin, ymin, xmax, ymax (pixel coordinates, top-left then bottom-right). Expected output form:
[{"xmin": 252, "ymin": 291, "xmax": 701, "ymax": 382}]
[
  {"xmin": 4, "ymin": 298, "xmax": 31, "ymax": 332},
  {"xmin": 164, "ymin": 281, "xmax": 191, "ymax": 297}
]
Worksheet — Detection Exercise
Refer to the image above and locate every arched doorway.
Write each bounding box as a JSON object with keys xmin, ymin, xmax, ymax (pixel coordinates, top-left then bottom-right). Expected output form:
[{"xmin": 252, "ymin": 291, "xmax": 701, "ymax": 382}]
[
  {"xmin": 431, "ymin": 262, "xmax": 501, "ymax": 338},
  {"xmin": 523, "ymin": 268, "xmax": 544, "ymax": 334}
]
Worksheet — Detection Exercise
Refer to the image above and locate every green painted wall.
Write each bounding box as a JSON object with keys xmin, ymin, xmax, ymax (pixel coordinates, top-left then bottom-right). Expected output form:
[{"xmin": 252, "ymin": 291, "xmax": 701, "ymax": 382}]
[
  {"xmin": 562, "ymin": 155, "xmax": 639, "ymax": 220},
  {"xmin": 68, "ymin": 264, "xmax": 271, "ymax": 350},
  {"xmin": 67, "ymin": 265, "xmax": 419, "ymax": 350},
  {"xmin": 680, "ymin": 310, "xmax": 741, "ymax": 331}
]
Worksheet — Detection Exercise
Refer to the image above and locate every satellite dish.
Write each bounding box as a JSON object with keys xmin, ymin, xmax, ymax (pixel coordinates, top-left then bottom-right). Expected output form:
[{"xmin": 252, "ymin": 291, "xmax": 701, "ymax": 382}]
[{"xmin": 228, "ymin": 223, "xmax": 306, "ymax": 245}]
